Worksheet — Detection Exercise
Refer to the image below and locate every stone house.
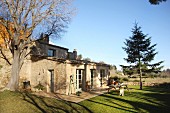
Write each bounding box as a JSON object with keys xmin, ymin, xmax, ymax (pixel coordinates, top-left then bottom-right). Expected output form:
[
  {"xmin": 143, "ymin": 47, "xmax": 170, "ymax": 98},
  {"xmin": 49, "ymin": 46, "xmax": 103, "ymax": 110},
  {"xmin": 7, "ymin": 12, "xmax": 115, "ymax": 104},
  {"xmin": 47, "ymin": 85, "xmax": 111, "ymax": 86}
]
[{"xmin": 0, "ymin": 35, "xmax": 111, "ymax": 95}]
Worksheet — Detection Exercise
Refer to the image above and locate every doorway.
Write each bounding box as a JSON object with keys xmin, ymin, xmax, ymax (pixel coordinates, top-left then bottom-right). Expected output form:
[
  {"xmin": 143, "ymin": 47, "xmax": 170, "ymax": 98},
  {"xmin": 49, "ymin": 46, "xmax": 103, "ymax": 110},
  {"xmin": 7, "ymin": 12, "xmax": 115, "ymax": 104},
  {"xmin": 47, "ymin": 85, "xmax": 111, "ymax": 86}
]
[
  {"xmin": 49, "ymin": 70, "xmax": 54, "ymax": 92},
  {"xmin": 76, "ymin": 69, "xmax": 83, "ymax": 91},
  {"xmin": 90, "ymin": 69, "xmax": 95, "ymax": 89},
  {"xmin": 100, "ymin": 69, "xmax": 105, "ymax": 87}
]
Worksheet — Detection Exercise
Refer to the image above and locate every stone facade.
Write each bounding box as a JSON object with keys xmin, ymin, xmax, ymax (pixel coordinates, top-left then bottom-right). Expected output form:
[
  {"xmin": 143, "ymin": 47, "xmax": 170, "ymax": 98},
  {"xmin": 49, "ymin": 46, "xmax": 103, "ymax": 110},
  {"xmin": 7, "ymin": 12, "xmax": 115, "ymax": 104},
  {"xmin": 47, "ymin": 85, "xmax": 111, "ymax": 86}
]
[{"xmin": 0, "ymin": 36, "xmax": 111, "ymax": 95}]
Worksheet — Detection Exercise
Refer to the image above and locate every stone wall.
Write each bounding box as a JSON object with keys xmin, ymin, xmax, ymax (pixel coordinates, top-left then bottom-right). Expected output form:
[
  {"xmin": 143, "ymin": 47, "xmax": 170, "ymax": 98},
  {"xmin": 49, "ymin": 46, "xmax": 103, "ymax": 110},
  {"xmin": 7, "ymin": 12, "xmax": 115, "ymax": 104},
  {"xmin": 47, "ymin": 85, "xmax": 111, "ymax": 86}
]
[
  {"xmin": 65, "ymin": 62, "xmax": 85, "ymax": 95},
  {"xmin": 46, "ymin": 44, "xmax": 68, "ymax": 59},
  {"xmin": 0, "ymin": 49, "xmax": 12, "ymax": 88},
  {"xmin": 0, "ymin": 41, "xmax": 110, "ymax": 95},
  {"xmin": 33, "ymin": 41, "xmax": 68, "ymax": 59},
  {"xmin": 64, "ymin": 62, "xmax": 110, "ymax": 95},
  {"xmin": 55, "ymin": 62, "xmax": 67, "ymax": 94},
  {"xmin": 0, "ymin": 59, "xmax": 11, "ymax": 88}
]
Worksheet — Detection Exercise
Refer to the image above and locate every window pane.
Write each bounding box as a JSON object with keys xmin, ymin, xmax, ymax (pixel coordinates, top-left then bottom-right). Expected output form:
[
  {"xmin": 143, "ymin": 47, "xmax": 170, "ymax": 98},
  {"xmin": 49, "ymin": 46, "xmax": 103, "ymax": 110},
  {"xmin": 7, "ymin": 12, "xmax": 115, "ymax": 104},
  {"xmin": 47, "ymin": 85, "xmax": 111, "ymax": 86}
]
[{"xmin": 48, "ymin": 49, "xmax": 55, "ymax": 57}]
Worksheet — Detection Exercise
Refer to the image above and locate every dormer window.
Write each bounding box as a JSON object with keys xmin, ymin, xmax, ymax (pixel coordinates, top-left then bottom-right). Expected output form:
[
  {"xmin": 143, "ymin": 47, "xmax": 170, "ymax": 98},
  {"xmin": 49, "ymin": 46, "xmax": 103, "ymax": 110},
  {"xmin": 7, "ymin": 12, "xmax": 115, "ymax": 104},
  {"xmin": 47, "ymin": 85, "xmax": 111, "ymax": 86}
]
[{"xmin": 48, "ymin": 49, "xmax": 56, "ymax": 57}]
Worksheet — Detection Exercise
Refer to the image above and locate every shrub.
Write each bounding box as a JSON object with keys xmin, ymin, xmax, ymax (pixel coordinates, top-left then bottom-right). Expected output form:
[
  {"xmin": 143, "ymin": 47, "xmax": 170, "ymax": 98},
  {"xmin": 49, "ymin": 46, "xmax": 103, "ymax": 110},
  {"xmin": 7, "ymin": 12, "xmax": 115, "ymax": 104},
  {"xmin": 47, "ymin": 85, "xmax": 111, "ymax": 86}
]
[
  {"xmin": 34, "ymin": 82, "xmax": 45, "ymax": 90},
  {"xmin": 122, "ymin": 77, "xmax": 129, "ymax": 81},
  {"xmin": 76, "ymin": 91, "xmax": 81, "ymax": 96},
  {"xmin": 112, "ymin": 76, "xmax": 119, "ymax": 81},
  {"xmin": 133, "ymin": 80, "xmax": 140, "ymax": 82}
]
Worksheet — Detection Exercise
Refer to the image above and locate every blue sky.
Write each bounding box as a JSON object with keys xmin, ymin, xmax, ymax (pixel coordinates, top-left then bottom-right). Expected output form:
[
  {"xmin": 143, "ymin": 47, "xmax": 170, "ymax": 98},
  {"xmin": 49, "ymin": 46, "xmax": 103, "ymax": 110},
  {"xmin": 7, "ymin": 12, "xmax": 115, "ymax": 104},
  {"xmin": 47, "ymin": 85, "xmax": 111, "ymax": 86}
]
[{"xmin": 52, "ymin": 0, "xmax": 170, "ymax": 70}]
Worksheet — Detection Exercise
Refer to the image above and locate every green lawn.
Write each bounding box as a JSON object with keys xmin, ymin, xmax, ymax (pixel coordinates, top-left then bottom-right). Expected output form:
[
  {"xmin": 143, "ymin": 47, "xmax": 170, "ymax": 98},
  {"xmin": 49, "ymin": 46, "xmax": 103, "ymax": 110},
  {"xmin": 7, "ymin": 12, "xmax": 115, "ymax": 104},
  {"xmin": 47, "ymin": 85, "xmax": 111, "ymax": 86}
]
[
  {"xmin": 0, "ymin": 86, "xmax": 170, "ymax": 113},
  {"xmin": 80, "ymin": 86, "xmax": 170, "ymax": 113}
]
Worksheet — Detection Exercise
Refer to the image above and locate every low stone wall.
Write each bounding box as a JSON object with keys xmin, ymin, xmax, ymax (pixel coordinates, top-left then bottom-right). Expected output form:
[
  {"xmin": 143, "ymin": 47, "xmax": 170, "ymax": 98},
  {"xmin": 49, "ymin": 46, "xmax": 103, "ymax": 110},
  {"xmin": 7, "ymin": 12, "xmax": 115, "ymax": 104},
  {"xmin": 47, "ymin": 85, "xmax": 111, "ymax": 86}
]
[{"xmin": 128, "ymin": 81, "xmax": 169, "ymax": 86}]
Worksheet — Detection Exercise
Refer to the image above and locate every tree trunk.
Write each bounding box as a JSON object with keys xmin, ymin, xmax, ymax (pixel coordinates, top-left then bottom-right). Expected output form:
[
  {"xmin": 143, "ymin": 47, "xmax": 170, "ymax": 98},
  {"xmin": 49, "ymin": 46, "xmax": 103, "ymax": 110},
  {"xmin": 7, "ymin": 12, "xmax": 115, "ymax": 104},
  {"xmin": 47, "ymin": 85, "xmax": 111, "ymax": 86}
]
[
  {"xmin": 138, "ymin": 58, "xmax": 143, "ymax": 90},
  {"xmin": 6, "ymin": 50, "xmax": 20, "ymax": 91},
  {"xmin": 139, "ymin": 63, "xmax": 143, "ymax": 90}
]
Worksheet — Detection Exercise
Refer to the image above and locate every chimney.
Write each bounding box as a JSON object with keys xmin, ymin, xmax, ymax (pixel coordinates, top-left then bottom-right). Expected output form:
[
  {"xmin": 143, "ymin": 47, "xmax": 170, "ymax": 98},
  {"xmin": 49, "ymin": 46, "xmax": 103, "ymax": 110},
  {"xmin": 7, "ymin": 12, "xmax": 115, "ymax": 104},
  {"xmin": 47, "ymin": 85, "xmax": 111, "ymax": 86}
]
[
  {"xmin": 73, "ymin": 49, "xmax": 77, "ymax": 60},
  {"xmin": 40, "ymin": 33, "xmax": 49, "ymax": 44}
]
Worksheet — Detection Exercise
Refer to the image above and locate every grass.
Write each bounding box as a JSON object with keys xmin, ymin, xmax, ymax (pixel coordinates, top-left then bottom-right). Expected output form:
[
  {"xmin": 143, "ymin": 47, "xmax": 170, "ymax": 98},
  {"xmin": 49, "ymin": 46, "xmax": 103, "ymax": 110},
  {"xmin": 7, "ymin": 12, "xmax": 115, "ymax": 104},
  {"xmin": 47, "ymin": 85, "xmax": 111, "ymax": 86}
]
[
  {"xmin": 80, "ymin": 85, "xmax": 170, "ymax": 113},
  {"xmin": 0, "ymin": 90, "xmax": 90, "ymax": 113},
  {"xmin": 0, "ymin": 85, "xmax": 170, "ymax": 113}
]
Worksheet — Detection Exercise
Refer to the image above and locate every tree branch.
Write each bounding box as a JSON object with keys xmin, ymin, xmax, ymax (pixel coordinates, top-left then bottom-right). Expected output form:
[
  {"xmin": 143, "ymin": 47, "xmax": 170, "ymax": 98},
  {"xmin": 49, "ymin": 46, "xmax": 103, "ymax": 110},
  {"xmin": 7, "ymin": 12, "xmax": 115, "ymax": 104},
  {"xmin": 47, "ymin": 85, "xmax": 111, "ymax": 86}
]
[{"xmin": 0, "ymin": 48, "xmax": 12, "ymax": 65}]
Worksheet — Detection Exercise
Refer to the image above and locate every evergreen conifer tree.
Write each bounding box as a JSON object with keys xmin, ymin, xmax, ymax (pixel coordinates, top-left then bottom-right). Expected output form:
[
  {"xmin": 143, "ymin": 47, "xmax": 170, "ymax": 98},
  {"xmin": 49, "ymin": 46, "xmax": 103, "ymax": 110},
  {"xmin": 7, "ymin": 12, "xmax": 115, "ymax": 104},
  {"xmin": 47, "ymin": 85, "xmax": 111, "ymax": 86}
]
[{"xmin": 122, "ymin": 23, "xmax": 163, "ymax": 89}]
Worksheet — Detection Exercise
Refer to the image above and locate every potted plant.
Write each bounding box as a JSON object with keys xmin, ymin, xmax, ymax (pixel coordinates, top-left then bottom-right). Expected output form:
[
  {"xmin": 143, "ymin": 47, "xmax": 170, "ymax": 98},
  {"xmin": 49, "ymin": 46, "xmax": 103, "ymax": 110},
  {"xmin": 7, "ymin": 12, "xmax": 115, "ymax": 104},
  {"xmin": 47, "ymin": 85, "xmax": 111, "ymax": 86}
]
[{"xmin": 76, "ymin": 91, "xmax": 81, "ymax": 96}]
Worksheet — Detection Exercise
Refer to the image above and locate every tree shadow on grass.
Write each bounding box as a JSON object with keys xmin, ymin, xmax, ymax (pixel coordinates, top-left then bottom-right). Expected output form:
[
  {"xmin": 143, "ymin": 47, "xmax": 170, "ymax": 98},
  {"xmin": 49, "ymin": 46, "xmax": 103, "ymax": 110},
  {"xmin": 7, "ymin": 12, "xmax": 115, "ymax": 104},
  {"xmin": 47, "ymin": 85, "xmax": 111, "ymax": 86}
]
[
  {"xmin": 20, "ymin": 91, "xmax": 93, "ymax": 113},
  {"xmin": 129, "ymin": 91, "xmax": 170, "ymax": 107},
  {"xmin": 131, "ymin": 85, "xmax": 170, "ymax": 108},
  {"xmin": 142, "ymin": 86, "xmax": 170, "ymax": 110},
  {"xmin": 143, "ymin": 93, "xmax": 170, "ymax": 110},
  {"xmin": 84, "ymin": 97, "xmax": 137, "ymax": 113},
  {"xmin": 143, "ymin": 82, "xmax": 170, "ymax": 94},
  {"xmin": 100, "ymin": 93, "xmax": 167, "ymax": 113},
  {"xmin": 18, "ymin": 85, "xmax": 170, "ymax": 113},
  {"xmin": 103, "ymin": 88, "xmax": 170, "ymax": 113}
]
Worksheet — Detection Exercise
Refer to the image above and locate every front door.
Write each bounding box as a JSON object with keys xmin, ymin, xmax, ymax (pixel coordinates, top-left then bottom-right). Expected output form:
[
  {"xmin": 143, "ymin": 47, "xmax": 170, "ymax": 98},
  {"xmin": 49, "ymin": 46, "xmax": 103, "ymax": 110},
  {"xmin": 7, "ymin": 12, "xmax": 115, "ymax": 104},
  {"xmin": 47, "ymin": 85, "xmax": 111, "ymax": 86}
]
[
  {"xmin": 49, "ymin": 70, "xmax": 54, "ymax": 92},
  {"xmin": 90, "ymin": 69, "xmax": 95, "ymax": 89},
  {"xmin": 76, "ymin": 69, "xmax": 83, "ymax": 91},
  {"xmin": 100, "ymin": 69, "xmax": 105, "ymax": 87}
]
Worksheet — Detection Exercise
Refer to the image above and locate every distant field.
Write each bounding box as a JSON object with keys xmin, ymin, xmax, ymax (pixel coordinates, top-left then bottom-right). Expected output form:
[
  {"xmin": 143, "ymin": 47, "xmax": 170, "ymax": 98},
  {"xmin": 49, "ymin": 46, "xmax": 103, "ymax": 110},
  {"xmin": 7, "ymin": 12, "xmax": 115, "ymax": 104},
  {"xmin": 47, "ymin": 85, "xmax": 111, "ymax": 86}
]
[
  {"xmin": 129, "ymin": 77, "xmax": 170, "ymax": 83},
  {"xmin": 1, "ymin": 85, "xmax": 170, "ymax": 113}
]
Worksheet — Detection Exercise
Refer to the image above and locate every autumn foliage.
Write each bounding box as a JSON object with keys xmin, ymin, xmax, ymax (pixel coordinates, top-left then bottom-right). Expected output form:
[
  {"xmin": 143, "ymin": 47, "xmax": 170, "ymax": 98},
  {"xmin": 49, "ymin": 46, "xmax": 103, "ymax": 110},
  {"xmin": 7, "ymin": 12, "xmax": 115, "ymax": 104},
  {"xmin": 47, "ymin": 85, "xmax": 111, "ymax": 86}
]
[
  {"xmin": 0, "ymin": 18, "xmax": 29, "ymax": 48},
  {"xmin": 0, "ymin": 19, "xmax": 13, "ymax": 47}
]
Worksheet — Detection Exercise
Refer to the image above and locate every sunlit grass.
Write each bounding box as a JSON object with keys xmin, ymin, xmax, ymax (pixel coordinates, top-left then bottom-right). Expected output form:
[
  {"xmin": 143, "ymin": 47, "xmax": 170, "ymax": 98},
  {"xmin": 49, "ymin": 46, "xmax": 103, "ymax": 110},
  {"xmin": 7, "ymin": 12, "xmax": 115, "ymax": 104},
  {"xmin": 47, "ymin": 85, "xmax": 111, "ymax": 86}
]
[
  {"xmin": 0, "ymin": 85, "xmax": 170, "ymax": 113},
  {"xmin": 79, "ymin": 86, "xmax": 170, "ymax": 113},
  {"xmin": 0, "ymin": 90, "xmax": 90, "ymax": 113}
]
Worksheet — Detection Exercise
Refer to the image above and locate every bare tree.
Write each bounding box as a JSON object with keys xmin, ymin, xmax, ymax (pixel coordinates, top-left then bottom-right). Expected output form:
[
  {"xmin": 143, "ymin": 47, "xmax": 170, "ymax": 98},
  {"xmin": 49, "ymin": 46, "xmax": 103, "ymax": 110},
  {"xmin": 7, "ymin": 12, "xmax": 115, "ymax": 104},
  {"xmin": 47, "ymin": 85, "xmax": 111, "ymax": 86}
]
[{"xmin": 0, "ymin": 0, "xmax": 74, "ymax": 91}]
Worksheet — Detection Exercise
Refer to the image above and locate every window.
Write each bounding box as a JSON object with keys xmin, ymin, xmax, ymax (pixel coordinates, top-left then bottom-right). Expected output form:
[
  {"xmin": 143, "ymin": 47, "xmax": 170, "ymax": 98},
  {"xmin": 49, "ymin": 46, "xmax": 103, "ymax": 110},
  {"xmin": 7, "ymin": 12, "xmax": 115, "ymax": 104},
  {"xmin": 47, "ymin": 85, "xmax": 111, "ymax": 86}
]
[
  {"xmin": 100, "ymin": 69, "xmax": 105, "ymax": 78},
  {"xmin": 48, "ymin": 49, "xmax": 56, "ymax": 57},
  {"xmin": 90, "ymin": 69, "xmax": 96, "ymax": 88},
  {"xmin": 100, "ymin": 69, "xmax": 105, "ymax": 87},
  {"xmin": 76, "ymin": 69, "xmax": 83, "ymax": 90}
]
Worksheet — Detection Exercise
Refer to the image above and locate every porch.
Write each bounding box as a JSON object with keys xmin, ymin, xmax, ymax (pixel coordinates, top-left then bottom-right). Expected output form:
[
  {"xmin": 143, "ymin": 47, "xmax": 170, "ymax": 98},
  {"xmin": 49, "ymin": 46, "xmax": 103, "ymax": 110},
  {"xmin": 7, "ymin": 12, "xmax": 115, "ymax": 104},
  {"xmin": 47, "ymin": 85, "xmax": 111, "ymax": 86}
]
[{"xmin": 34, "ymin": 87, "xmax": 109, "ymax": 103}]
